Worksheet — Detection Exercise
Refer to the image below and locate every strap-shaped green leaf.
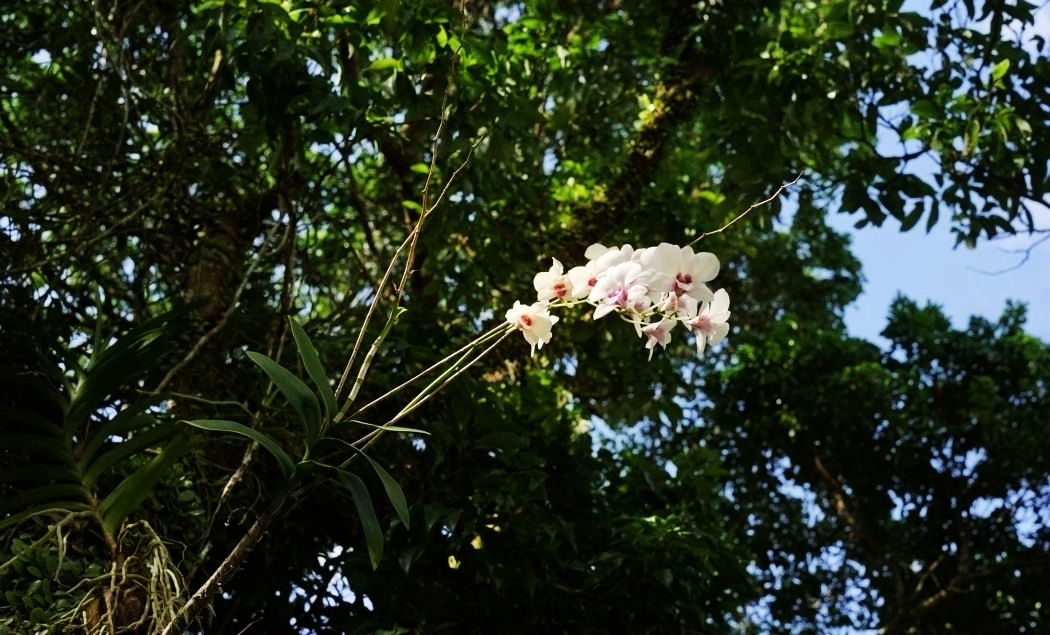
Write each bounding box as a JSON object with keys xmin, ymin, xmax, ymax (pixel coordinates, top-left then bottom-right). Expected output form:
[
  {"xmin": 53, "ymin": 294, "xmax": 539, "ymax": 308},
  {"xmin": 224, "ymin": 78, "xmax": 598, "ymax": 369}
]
[
  {"xmin": 78, "ymin": 413, "xmax": 156, "ymax": 468},
  {"xmin": 288, "ymin": 317, "xmax": 338, "ymax": 427},
  {"xmin": 80, "ymin": 423, "xmax": 177, "ymax": 488},
  {"xmin": 338, "ymin": 471, "xmax": 384, "ymax": 570},
  {"xmin": 0, "ymin": 483, "xmax": 90, "ymax": 519},
  {"xmin": 358, "ymin": 452, "xmax": 410, "ymax": 530},
  {"xmin": 99, "ymin": 434, "xmax": 189, "ymax": 536},
  {"xmin": 0, "ymin": 464, "xmax": 79, "ymax": 486},
  {"xmin": 313, "ymin": 436, "xmax": 411, "ymax": 530},
  {"xmin": 0, "ymin": 407, "xmax": 64, "ymax": 437},
  {"xmin": 64, "ymin": 307, "xmax": 192, "ymax": 434},
  {"xmin": 0, "ymin": 433, "xmax": 76, "ymax": 464},
  {"xmin": 78, "ymin": 395, "xmax": 167, "ymax": 466},
  {"xmin": 183, "ymin": 419, "xmax": 296, "ymax": 479},
  {"xmin": 246, "ymin": 351, "xmax": 321, "ymax": 447}
]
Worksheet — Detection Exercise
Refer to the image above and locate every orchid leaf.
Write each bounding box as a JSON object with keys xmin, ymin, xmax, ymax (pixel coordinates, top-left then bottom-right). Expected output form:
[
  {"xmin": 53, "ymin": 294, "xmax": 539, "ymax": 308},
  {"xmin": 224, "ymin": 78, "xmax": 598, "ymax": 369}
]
[
  {"xmin": 183, "ymin": 419, "xmax": 297, "ymax": 479},
  {"xmin": 246, "ymin": 350, "xmax": 321, "ymax": 447},
  {"xmin": 98, "ymin": 434, "xmax": 189, "ymax": 536},
  {"xmin": 358, "ymin": 451, "xmax": 410, "ymax": 529},
  {"xmin": 338, "ymin": 470, "xmax": 384, "ymax": 570},
  {"xmin": 288, "ymin": 317, "xmax": 338, "ymax": 426}
]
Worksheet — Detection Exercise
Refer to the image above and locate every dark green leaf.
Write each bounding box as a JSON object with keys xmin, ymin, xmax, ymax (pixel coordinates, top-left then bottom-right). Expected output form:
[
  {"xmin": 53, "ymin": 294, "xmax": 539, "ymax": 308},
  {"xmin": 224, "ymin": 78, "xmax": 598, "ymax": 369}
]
[
  {"xmin": 78, "ymin": 412, "xmax": 158, "ymax": 469},
  {"xmin": 80, "ymin": 423, "xmax": 177, "ymax": 488},
  {"xmin": 358, "ymin": 451, "xmax": 410, "ymax": 529},
  {"xmin": 0, "ymin": 484, "xmax": 90, "ymax": 519},
  {"xmin": 0, "ymin": 433, "xmax": 74, "ymax": 465},
  {"xmin": 98, "ymin": 435, "xmax": 189, "ymax": 536},
  {"xmin": 183, "ymin": 419, "xmax": 297, "ymax": 479},
  {"xmin": 246, "ymin": 351, "xmax": 321, "ymax": 447},
  {"xmin": 288, "ymin": 317, "xmax": 338, "ymax": 426},
  {"xmin": 0, "ymin": 464, "xmax": 79, "ymax": 485},
  {"xmin": 338, "ymin": 471, "xmax": 384, "ymax": 570},
  {"xmin": 64, "ymin": 307, "xmax": 192, "ymax": 434}
]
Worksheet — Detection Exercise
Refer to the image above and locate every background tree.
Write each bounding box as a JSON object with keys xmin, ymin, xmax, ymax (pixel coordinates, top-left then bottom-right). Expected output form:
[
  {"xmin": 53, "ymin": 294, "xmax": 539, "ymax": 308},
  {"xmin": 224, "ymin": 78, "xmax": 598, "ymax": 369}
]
[
  {"xmin": 705, "ymin": 295, "xmax": 1049, "ymax": 633},
  {"xmin": 1, "ymin": 0, "xmax": 1047, "ymax": 633}
]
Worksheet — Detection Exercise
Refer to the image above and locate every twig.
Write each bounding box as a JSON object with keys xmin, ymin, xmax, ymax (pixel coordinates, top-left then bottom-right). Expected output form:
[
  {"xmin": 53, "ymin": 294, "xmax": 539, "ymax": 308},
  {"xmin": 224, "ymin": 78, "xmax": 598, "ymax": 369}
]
[
  {"xmin": 334, "ymin": 231, "xmax": 413, "ymax": 400},
  {"xmin": 687, "ymin": 173, "xmax": 803, "ymax": 246},
  {"xmin": 393, "ymin": 49, "xmax": 461, "ymax": 303},
  {"xmin": 159, "ymin": 496, "xmax": 284, "ymax": 635},
  {"xmin": 424, "ymin": 133, "xmax": 486, "ymax": 216},
  {"xmin": 340, "ymin": 306, "xmax": 403, "ymax": 417},
  {"xmin": 142, "ymin": 391, "xmax": 253, "ymax": 417},
  {"xmin": 967, "ymin": 231, "xmax": 1050, "ymax": 275},
  {"xmin": 335, "ymin": 68, "xmax": 462, "ymax": 400},
  {"xmin": 0, "ymin": 512, "xmax": 91, "ymax": 574},
  {"xmin": 335, "ymin": 51, "xmax": 483, "ymax": 405}
]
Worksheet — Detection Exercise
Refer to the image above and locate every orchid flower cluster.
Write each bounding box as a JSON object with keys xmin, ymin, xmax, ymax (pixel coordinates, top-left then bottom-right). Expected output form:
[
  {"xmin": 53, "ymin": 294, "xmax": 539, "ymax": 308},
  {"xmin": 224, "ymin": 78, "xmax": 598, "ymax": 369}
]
[{"xmin": 505, "ymin": 243, "xmax": 731, "ymax": 359}]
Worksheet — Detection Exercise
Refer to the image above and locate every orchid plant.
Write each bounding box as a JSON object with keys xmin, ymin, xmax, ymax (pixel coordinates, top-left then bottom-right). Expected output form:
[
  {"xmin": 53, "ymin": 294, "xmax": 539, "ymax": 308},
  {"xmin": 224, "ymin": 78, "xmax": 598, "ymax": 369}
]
[{"xmin": 157, "ymin": 128, "xmax": 791, "ymax": 631}]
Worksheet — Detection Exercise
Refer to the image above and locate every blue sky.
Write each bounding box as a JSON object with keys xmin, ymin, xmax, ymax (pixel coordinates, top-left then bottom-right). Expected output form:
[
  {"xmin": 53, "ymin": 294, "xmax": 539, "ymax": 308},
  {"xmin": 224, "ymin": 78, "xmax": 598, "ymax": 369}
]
[
  {"xmin": 836, "ymin": 0, "xmax": 1050, "ymax": 346},
  {"xmin": 829, "ymin": 211, "xmax": 1050, "ymax": 345}
]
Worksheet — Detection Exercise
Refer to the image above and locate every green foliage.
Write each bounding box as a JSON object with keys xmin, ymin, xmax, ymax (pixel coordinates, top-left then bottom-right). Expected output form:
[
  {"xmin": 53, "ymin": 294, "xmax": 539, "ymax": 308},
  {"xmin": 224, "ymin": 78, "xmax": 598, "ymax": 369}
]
[
  {"xmin": 184, "ymin": 419, "xmax": 297, "ymax": 480},
  {"xmin": 2, "ymin": 0, "xmax": 1048, "ymax": 633},
  {"xmin": 0, "ymin": 312, "xmax": 191, "ymax": 631},
  {"xmin": 706, "ymin": 298, "xmax": 1050, "ymax": 632},
  {"xmin": 289, "ymin": 317, "xmax": 339, "ymax": 426},
  {"xmin": 0, "ymin": 311, "xmax": 188, "ymax": 538},
  {"xmin": 187, "ymin": 316, "xmax": 413, "ymax": 577},
  {"xmin": 246, "ymin": 351, "xmax": 322, "ymax": 450},
  {"xmin": 338, "ymin": 471, "xmax": 385, "ymax": 570}
]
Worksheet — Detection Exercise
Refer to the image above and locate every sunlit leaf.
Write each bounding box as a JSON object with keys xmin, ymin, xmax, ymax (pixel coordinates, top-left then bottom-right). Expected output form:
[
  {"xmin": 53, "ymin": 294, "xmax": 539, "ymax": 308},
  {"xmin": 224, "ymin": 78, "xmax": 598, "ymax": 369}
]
[{"xmin": 991, "ymin": 59, "xmax": 1010, "ymax": 82}]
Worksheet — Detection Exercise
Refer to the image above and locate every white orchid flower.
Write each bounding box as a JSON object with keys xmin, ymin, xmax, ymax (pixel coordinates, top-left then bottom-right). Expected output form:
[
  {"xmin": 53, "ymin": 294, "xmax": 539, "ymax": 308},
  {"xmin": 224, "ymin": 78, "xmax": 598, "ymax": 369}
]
[
  {"xmin": 588, "ymin": 261, "xmax": 655, "ymax": 320},
  {"xmin": 689, "ymin": 288, "xmax": 731, "ymax": 354},
  {"xmin": 534, "ymin": 258, "xmax": 573, "ymax": 302},
  {"xmin": 641, "ymin": 318, "xmax": 677, "ymax": 360},
  {"xmin": 505, "ymin": 301, "xmax": 559, "ymax": 356},
  {"xmin": 640, "ymin": 242, "xmax": 718, "ymax": 302},
  {"xmin": 515, "ymin": 243, "xmax": 731, "ymax": 360}
]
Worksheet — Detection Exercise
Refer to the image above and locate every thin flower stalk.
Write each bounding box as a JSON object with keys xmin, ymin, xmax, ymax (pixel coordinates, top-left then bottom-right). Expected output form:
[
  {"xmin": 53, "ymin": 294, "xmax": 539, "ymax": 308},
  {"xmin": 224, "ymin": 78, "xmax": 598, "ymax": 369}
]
[
  {"xmin": 351, "ymin": 321, "xmax": 511, "ymax": 420},
  {"xmin": 352, "ymin": 329, "xmax": 514, "ymax": 453},
  {"xmin": 334, "ymin": 232, "xmax": 414, "ymax": 401}
]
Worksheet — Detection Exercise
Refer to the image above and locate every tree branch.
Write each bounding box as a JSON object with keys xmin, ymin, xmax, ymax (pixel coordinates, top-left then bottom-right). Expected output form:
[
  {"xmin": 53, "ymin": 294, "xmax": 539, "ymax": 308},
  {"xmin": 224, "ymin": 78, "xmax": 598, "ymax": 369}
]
[
  {"xmin": 159, "ymin": 496, "xmax": 284, "ymax": 635},
  {"xmin": 554, "ymin": 0, "xmax": 714, "ymax": 258}
]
